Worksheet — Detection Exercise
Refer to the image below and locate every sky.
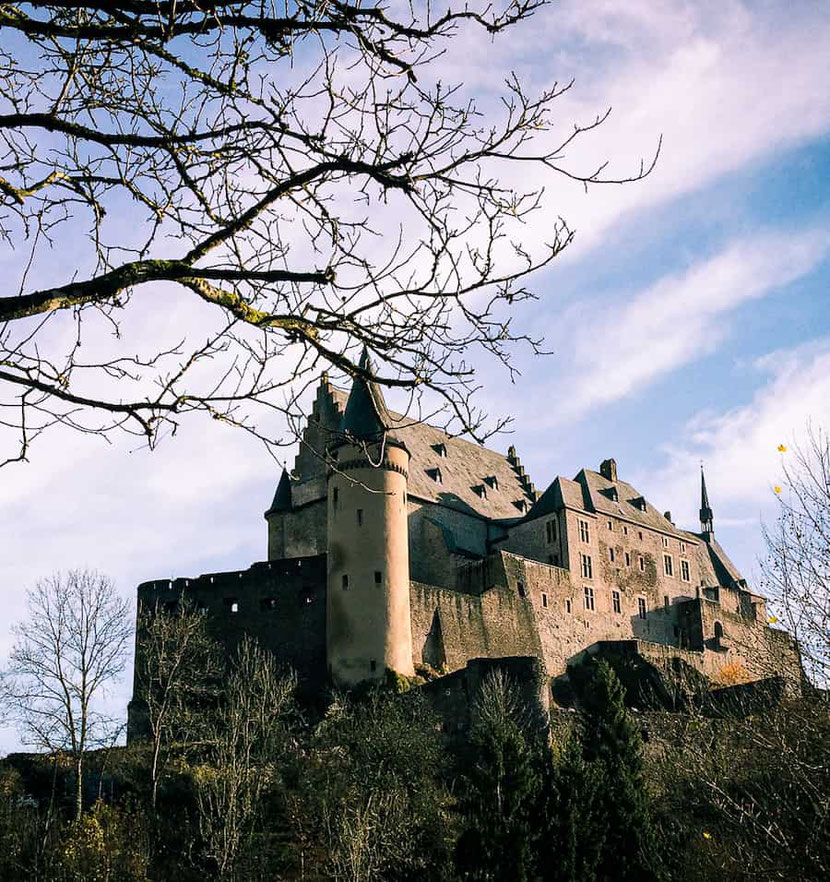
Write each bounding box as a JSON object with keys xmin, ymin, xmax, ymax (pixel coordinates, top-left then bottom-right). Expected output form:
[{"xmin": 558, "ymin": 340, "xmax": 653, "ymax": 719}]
[{"xmin": 2, "ymin": 0, "xmax": 830, "ymax": 754}]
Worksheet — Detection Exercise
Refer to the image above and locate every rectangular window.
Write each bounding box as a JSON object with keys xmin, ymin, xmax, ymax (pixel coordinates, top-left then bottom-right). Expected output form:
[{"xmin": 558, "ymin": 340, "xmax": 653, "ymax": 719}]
[
  {"xmin": 662, "ymin": 536, "xmax": 669, "ymax": 548},
  {"xmin": 566, "ymin": 599, "xmax": 572, "ymax": 613},
  {"xmin": 664, "ymin": 554, "xmax": 673, "ymax": 577},
  {"xmin": 370, "ymin": 659, "xmax": 377, "ymax": 672},
  {"xmin": 639, "ymin": 531, "xmax": 644, "ymax": 541},
  {"xmin": 356, "ymin": 509, "xmax": 363, "ymax": 526},
  {"xmin": 681, "ymin": 560, "xmax": 690, "ymax": 582},
  {"xmin": 333, "ymin": 487, "xmax": 339, "ymax": 510},
  {"xmin": 664, "ymin": 595, "xmax": 670, "ymax": 611},
  {"xmin": 638, "ymin": 597, "xmax": 647, "ymax": 620},
  {"xmin": 612, "ymin": 590, "xmax": 621, "ymax": 614},
  {"xmin": 607, "ymin": 520, "xmax": 613, "ymax": 531},
  {"xmin": 680, "ymin": 541, "xmax": 687, "ymax": 554},
  {"xmin": 639, "ymin": 555, "xmax": 646, "ymax": 572},
  {"xmin": 625, "ymin": 551, "xmax": 631, "ymax": 567},
  {"xmin": 608, "ymin": 547, "xmax": 615, "ymax": 563},
  {"xmin": 578, "ymin": 519, "xmax": 590, "ymax": 543},
  {"xmin": 580, "ymin": 554, "xmax": 593, "ymax": 579},
  {"xmin": 374, "ymin": 571, "xmax": 382, "ymax": 585},
  {"xmin": 542, "ymin": 593, "xmax": 548, "ymax": 608},
  {"xmin": 342, "ymin": 574, "xmax": 349, "ymax": 590},
  {"xmin": 623, "ymin": 525, "xmax": 629, "ymax": 535},
  {"xmin": 584, "ymin": 585, "xmax": 595, "ymax": 611},
  {"xmin": 517, "ymin": 581, "xmax": 526, "ymax": 598},
  {"xmin": 546, "ymin": 520, "xmax": 557, "ymax": 543}
]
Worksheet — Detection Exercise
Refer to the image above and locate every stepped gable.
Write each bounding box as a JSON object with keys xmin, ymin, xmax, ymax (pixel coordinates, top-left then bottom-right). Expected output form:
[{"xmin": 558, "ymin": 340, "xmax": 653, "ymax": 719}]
[{"xmin": 329, "ymin": 386, "xmax": 535, "ymax": 520}]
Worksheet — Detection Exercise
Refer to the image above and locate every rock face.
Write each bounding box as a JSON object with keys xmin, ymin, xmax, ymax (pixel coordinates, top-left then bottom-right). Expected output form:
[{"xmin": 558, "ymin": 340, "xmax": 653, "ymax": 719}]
[{"xmin": 128, "ymin": 374, "xmax": 802, "ymax": 739}]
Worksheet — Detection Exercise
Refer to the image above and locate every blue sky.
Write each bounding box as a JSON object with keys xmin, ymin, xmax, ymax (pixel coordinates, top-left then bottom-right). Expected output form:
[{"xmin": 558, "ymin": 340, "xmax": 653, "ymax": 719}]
[{"xmin": 3, "ymin": 0, "xmax": 830, "ymax": 753}]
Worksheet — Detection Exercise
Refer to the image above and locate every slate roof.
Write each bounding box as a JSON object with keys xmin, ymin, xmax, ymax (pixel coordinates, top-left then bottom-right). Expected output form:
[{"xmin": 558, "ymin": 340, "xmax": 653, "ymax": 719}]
[
  {"xmin": 686, "ymin": 533, "xmax": 745, "ymax": 587},
  {"xmin": 339, "ymin": 350, "xmax": 397, "ymax": 441},
  {"xmin": 265, "ymin": 468, "xmax": 293, "ymax": 515},
  {"xmin": 329, "ymin": 387, "xmax": 536, "ymax": 520},
  {"xmin": 527, "ymin": 468, "xmax": 693, "ymax": 538}
]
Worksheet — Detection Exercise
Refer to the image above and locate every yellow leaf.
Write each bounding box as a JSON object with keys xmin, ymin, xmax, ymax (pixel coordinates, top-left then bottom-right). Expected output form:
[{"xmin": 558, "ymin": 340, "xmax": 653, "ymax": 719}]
[
  {"xmin": 768, "ymin": 616, "xmax": 778, "ymax": 624},
  {"xmin": 702, "ymin": 831, "xmax": 712, "ymax": 840},
  {"xmin": 774, "ymin": 486, "xmax": 782, "ymax": 494},
  {"xmin": 777, "ymin": 444, "xmax": 787, "ymax": 452}
]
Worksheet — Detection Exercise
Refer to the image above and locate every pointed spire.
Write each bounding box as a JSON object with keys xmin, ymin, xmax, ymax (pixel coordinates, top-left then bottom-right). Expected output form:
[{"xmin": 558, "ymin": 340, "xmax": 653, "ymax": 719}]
[
  {"xmin": 340, "ymin": 348, "xmax": 391, "ymax": 440},
  {"xmin": 699, "ymin": 463, "xmax": 714, "ymax": 539},
  {"xmin": 266, "ymin": 467, "xmax": 292, "ymax": 516}
]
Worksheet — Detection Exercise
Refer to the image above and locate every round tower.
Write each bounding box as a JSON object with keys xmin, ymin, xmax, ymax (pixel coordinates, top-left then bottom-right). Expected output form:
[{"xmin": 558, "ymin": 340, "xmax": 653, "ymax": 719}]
[{"xmin": 326, "ymin": 356, "xmax": 414, "ymax": 685}]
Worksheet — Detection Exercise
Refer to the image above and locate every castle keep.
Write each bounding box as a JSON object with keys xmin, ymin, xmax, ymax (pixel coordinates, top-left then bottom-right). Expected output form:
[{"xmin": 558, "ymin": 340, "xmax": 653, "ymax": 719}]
[{"xmin": 128, "ymin": 362, "xmax": 800, "ymax": 731}]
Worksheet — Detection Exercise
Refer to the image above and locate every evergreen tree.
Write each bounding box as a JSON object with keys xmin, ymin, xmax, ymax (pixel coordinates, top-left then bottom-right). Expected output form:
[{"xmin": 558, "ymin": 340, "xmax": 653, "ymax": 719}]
[
  {"xmin": 455, "ymin": 671, "xmax": 544, "ymax": 882},
  {"xmin": 537, "ymin": 738, "xmax": 605, "ymax": 882},
  {"xmin": 580, "ymin": 660, "xmax": 662, "ymax": 882}
]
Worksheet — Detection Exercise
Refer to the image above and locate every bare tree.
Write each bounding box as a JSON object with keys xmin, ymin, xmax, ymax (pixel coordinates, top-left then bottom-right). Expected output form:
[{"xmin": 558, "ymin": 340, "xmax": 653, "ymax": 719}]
[
  {"xmin": 3, "ymin": 569, "xmax": 132, "ymax": 820},
  {"xmin": 132, "ymin": 599, "xmax": 222, "ymax": 811},
  {"xmin": 195, "ymin": 636, "xmax": 296, "ymax": 878},
  {"xmin": 762, "ymin": 426, "xmax": 830, "ymax": 686},
  {"xmin": 0, "ymin": 1, "xmax": 657, "ymax": 465}
]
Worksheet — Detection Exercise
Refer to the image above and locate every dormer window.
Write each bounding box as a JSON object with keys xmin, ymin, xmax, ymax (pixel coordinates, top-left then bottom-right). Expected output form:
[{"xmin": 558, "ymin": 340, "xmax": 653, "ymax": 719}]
[
  {"xmin": 513, "ymin": 499, "xmax": 528, "ymax": 513},
  {"xmin": 432, "ymin": 442, "xmax": 448, "ymax": 458},
  {"xmin": 427, "ymin": 467, "xmax": 443, "ymax": 484},
  {"xmin": 632, "ymin": 496, "xmax": 647, "ymax": 512},
  {"xmin": 484, "ymin": 475, "xmax": 499, "ymax": 491},
  {"xmin": 609, "ymin": 487, "xmax": 618, "ymax": 502},
  {"xmin": 473, "ymin": 484, "xmax": 487, "ymax": 499}
]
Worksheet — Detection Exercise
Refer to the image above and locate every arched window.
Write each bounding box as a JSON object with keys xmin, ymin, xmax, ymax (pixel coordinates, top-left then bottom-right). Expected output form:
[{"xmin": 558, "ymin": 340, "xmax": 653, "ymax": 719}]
[{"xmin": 714, "ymin": 620, "xmax": 724, "ymax": 646}]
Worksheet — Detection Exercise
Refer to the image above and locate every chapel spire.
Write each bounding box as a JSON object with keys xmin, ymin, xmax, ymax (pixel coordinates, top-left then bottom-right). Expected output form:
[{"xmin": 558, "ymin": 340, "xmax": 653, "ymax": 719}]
[{"xmin": 699, "ymin": 464, "xmax": 714, "ymax": 540}]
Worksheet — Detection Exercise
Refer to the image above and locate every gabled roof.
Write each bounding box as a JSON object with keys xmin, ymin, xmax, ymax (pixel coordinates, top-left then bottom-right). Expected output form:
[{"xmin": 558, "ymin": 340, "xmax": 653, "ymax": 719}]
[
  {"xmin": 689, "ymin": 533, "xmax": 744, "ymax": 587},
  {"xmin": 526, "ymin": 468, "xmax": 695, "ymax": 539}
]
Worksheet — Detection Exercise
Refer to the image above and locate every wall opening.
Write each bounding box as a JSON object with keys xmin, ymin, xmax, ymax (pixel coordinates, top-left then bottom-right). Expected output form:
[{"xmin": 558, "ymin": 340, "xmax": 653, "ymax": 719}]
[{"xmin": 423, "ymin": 609, "xmax": 447, "ymax": 670}]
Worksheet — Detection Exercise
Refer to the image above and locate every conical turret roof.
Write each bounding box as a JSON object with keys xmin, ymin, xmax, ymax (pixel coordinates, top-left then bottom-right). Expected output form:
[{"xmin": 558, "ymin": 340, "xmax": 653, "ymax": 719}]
[
  {"xmin": 340, "ymin": 349, "xmax": 394, "ymax": 441},
  {"xmin": 265, "ymin": 467, "xmax": 292, "ymax": 515}
]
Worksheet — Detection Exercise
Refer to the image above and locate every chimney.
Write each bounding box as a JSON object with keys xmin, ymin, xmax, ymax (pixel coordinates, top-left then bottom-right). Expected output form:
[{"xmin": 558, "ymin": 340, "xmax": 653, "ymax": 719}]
[
  {"xmin": 663, "ymin": 510, "xmax": 673, "ymax": 524},
  {"xmin": 600, "ymin": 458, "xmax": 617, "ymax": 482}
]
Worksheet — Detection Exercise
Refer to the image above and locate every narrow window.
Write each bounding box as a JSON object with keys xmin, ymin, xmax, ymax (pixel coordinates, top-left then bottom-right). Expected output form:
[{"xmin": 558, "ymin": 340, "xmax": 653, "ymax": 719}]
[
  {"xmin": 546, "ymin": 520, "xmax": 557, "ymax": 543},
  {"xmin": 663, "ymin": 554, "xmax": 673, "ymax": 577},
  {"xmin": 579, "ymin": 519, "xmax": 590, "ymax": 543},
  {"xmin": 584, "ymin": 585, "xmax": 595, "ymax": 611},
  {"xmin": 639, "ymin": 531, "xmax": 644, "ymax": 541},
  {"xmin": 566, "ymin": 599, "xmax": 572, "ymax": 614},
  {"xmin": 333, "ymin": 487, "xmax": 339, "ymax": 510},
  {"xmin": 607, "ymin": 519, "xmax": 613, "ymax": 531},
  {"xmin": 370, "ymin": 659, "xmax": 377, "ymax": 672},
  {"xmin": 612, "ymin": 590, "xmax": 621, "ymax": 614},
  {"xmin": 680, "ymin": 541, "xmax": 687, "ymax": 554},
  {"xmin": 664, "ymin": 595, "xmax": 670, "ymax": 611},
  {"xmin": 342, "ymin": 574, "xmax": 349, "ymax": 590},
  {"xmin": 681, "ymin": 560, "xmax": 690, "ymax": 582},
  {"xmin": 609, "ymin": 547, "xmax": 615, "ymax": 563},
  {"xmin": 625, "ymin": 551, "xmax": 631, "ymax": 567},
  {"xmin": 542, "ymin": 593, "xmax": 548, "ymax": 608},
  {"xmin": 517, "ymin": 581, "xmax": 526, "ymax": 598},
  {"xmin": 580, "ymin": 554, "xmax": 593, "ymax": 579},
  {"xmin": 356, "ymin": 509, "xmax": 363, "ymax": 526},
  {"xmin": 714, "ymin": 621, "xmax": 724, "ymax": 645},
  {"xmin": 224, "ymin": 597, "xmax": 238, "ymax": 613},
  {"xmin": 623, "ymin": 525, "xmax": 629, "ymax": 535},
  {"xmin": 662, "ymin": 536, "xmax": 669, "ymax": 548},
  {"xmin": 639, "ymin": 555, "xmax": 646, "ymax": 572},
  {"xmin": 374, "ymin": 571, "xmax": 382, "ymax": 585},
  {"xmin": 638, "ymin": 597, "xmax": 647, "ymax": 620}
]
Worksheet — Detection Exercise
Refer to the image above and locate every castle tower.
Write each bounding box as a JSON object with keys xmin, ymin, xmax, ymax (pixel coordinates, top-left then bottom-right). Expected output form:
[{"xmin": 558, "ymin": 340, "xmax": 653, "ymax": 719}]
[
  {"xmin": 326, "ymin": 353, "xmax": 414, "ymax": 685},
  {"xmin": 699, "ymin": 464, "xmax": 714, "ymax": 540}
]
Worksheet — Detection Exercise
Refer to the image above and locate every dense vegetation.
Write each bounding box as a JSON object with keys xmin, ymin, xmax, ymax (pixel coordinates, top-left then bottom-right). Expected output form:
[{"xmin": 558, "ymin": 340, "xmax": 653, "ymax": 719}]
[{"xmin": 2, "ymin": 652, "xmax": 828, "ymax": 882}]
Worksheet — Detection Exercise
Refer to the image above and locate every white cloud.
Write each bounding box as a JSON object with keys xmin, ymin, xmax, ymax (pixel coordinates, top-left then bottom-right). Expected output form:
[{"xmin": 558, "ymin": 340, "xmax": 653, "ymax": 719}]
[
  {"xmin": 641, "ymin": 336, "xmax": 830, "ymax": 532},
  {"xmin": 555, "ymin": 228, "xmax": 830, "ymax": 417}
]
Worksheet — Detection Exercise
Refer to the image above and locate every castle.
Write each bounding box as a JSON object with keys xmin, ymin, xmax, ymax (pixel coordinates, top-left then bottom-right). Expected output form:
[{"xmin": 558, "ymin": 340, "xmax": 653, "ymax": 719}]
[{"xmin": 128, "ymin": 359, "xmax": 801, "ymax": 734}]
